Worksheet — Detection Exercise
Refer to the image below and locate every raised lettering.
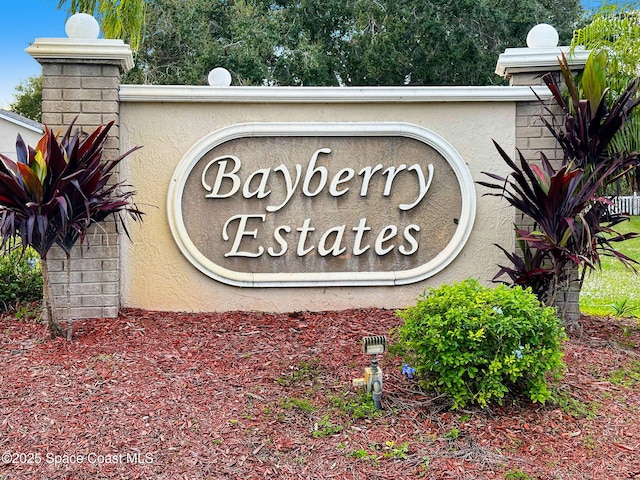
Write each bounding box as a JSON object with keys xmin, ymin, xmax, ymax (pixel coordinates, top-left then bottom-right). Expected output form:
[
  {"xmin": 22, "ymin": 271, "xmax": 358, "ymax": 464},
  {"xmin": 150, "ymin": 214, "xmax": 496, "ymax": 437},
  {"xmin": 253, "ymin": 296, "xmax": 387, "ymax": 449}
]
[
  {"xmin": 223, "ymin": 214, "xmax": 266, "ymax": 257},
  {"xmin": 302, "ymin": 148, "xmax": 331, "ymax": 197},
  {"xmin": 329, "ymin": 168, "xmax": 355, "ymax": 196},
  {"xmin": 243, "ymin": 168, "xmax": 272, "ymax": 199},
  {"xmin": 400, "ymin": 163, "xmax": 434, "ymax": 210},
  {"xmin": 375, "ymin": 225, "xmax": 398, "ymax": 255},
  {"xmin": 268, "ymin": 225, "xmax": 291, "ymax": 256},
  {"xmin": 266, "ymin": 164, "xmax": 303, "ymax": 212},
  {"xmin": 399, "ymin": 224, "xmax": 420, "ymax": 255},
  {"xmin": 352, "ymin": 218, "xmax": 371, "ymax": 255},
  {"xmin": 296, "ymin": 218, "xmax": 316, "ymax": 256},
  {"xmin": 202, "ymin": 155, "xmax": 241, "ymax": 198},
  {"xmin": 382, "ymin": 164, "xmax": 407, "ymax": 196},
  {"xmin": 318, "ymin": 225, "xmax": 347, "ymax": 256},
  {"xmin": 358, "ymin": 164, "xmax": 383, "ymax": 196}
]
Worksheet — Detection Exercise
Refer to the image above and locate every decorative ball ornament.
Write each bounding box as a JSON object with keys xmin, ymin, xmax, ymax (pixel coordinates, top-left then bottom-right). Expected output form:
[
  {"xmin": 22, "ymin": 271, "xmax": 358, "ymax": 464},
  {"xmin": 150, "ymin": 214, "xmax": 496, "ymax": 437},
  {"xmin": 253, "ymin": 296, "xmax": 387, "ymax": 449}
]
[
  {"xmin": 208, "ymin": 67, "xmax": 232, "ymax": 87},
  {"xmin": 65, "ymin": 12, "xmax": 100, "ymax": 39},
  {"xmin": 526, "ymin": 24, "xmax": 559, "ymax": 49}
]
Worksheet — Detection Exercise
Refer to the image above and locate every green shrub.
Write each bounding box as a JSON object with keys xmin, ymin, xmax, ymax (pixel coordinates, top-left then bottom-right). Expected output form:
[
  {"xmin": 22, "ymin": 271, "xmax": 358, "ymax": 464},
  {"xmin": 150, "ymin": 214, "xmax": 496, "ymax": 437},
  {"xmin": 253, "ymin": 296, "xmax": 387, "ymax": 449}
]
[
  {"xmin": 393, "ymin": 279, "xmax": 567, "ymax": 408},
  {"xmin": 0, "ymin": 247, "xmax": 43, "ymax": 310}
]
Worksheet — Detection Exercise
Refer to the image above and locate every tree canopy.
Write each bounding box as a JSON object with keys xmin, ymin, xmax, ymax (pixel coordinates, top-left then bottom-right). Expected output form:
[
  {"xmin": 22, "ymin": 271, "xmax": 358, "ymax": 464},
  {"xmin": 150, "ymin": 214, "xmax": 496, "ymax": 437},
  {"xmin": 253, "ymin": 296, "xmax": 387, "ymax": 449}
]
[
  {"xmin": 571, "ymin": 4, "xmax": 640, "ymax": 95},
  {"xmin": 125, "ymin": 0, "xmax": 584, "ymax": 87},
  {"xmin": 9, "ymin": 76, "xmax": 42, "ymax": 123},
  {"xmin": 571, "ymin": 4, "xmax": 640, "ymax": 192}
]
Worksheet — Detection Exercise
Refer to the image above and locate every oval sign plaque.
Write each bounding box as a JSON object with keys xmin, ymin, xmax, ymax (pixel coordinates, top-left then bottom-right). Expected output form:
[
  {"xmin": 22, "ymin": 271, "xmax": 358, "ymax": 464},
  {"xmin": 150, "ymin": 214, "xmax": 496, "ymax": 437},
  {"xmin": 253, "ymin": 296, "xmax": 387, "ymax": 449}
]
[{"xmin": 167, "ymin": 122, "xmax": 476, "ymax": 287}]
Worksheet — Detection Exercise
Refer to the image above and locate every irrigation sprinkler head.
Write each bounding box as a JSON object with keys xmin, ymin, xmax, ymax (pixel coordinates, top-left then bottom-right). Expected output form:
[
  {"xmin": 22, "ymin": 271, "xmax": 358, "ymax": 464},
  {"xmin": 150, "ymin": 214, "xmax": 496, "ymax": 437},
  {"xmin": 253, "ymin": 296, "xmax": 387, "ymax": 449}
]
[
  {"xmin": 362, "ymin": 335, "xmax": 386, "ymax": 355},
  {"xmin": 352, "ymin": 335, "xmax": 386, "ymax": 410}
]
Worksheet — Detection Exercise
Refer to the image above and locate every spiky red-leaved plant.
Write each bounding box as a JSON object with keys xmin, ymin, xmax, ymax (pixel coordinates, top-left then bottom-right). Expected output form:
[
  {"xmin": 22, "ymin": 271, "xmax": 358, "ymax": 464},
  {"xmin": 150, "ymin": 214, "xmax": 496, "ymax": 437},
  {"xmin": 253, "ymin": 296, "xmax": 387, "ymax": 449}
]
[{"xmin": 0, "ymin": 120, "xmax": 143, "ymax": 338}]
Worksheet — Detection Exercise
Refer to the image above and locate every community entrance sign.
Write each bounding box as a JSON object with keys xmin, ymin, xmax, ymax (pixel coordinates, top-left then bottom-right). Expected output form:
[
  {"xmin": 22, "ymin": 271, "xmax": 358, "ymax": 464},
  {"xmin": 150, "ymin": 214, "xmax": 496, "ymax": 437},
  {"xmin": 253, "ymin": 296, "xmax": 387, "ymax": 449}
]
[
  {"xmin": 28, "ymin": 19, "xmax": 582, "ymax": 315},
  {"xmin": 168, "ymin": 122, "xmax": 476, "ymax": 287}
]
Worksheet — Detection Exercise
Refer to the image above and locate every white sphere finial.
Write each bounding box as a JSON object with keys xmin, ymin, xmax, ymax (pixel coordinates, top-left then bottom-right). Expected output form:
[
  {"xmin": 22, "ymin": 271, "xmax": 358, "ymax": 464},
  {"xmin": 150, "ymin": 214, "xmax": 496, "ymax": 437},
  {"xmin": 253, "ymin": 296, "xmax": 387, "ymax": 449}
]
[
  {"xmin": 526, "ymin": 24, "xmax": 559, "ymax": 48},
  {"xmin": 65, "ymin": 13, "xmax": 100, "ymax": 39},
  {"xmin": 208, "ymin": 67, "xmax": 232, "ymax": 87}
]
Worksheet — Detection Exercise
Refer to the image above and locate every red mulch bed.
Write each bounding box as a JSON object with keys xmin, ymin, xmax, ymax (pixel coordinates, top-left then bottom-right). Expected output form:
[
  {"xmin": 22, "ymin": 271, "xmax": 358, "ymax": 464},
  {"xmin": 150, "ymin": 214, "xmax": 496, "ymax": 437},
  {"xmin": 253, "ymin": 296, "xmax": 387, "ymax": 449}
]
[{"xmin": 1, "ymin": 307, "xmax": 639, "ymax": 479}]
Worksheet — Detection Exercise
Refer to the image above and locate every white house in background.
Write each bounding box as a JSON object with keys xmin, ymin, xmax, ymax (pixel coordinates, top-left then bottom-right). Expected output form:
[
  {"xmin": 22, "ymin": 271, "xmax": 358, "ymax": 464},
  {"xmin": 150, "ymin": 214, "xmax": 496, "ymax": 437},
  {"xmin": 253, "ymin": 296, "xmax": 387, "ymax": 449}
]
[{"xmin": 0, "ymin": 109, "xmax": 43, "ymax": 159}]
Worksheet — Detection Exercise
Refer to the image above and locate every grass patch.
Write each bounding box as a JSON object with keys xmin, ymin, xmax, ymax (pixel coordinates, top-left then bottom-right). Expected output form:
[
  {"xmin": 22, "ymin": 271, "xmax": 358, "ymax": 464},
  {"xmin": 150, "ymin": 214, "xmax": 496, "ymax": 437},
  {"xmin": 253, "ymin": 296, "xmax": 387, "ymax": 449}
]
[
  {"xmin": 504, "ymin": 469, "xmax": 536, "ymax": 480},
  {"xmin": 330, "ymin": 390, "xmax": 384, "ymax": 419},
  {"xmin": 581, "ymin": 216, "xmax": 640, "ymax": 316},
  {"xmin": 609, "ymin": 360, "xmax": 640, "ymax": 388},
  {"xmin": 280, "ymin": 396, "xmax": 317, "ymax": 413},
  {"xmin": 275, "ymin": 358, "xmax": 321, "ymax": 386},
  {"xmin": 550, "ymin": 389, "xmax": 600, "ymax": 420}
]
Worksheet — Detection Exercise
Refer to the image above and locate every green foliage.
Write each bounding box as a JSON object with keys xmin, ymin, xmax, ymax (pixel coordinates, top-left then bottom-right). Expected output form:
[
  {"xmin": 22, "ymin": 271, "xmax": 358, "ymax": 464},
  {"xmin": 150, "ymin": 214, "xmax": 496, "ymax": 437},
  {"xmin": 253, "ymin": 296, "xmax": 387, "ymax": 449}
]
[
  {"xmin": 312, "ymin": 415, "xmax": 343, "ymax": 438},
  {"xmin": 504, "ymin": 469, "xmax": 535, "ymax": 480},
  {"xmin": 550, "ymin": 389, "xmax": 600, "ymax": 419},
  {"xmin": 571, "ymin": 6, "xmax": 640, "ymax": 192},
  {"xmin": 13, "ymin": 302, "xmax": 42, "ymax": 322},
  {"xmin": 347, "ymin": 440, "xmax": 410, "ymax": 462},
  {"xmin": 610, "ymin": 114, "xmax": 640, "ymax": 193},
  {"xmin": 444, "ymin": 427, "xmax": 460, "ymax": 440},
  {"xmin": 349, "ymin": 448, "xmax": 377, "ymax": 461},
  {"xmin": 9, "ymin": 76, "xmax": 42, "ymax": 123},
  {"xmin": 572, "ymin": 6, "xmax": 640, "ymax": 97},
  {"xmin": 610, "ymin": 298, "xmax": 638, "ymax": 317},
  {"xmin": 330, "ymin": 390, "xmax": 383, "ymax": 420},
  {"xmin": 394, "ymin": 279, "xmax": 567, "ymax": 409},
  {"xmin": 275, "ymin": 358, "xmax": 321, "ymax": 386},
  {"xmin": 381, "ymin": 441, "xmax": 409, "ymax": 459},
  {"xmin": 280, "ymin": 396, "xmax": 316, "ymax": 413},
  {"xmin": 126, "ymin": 0, "xmax": 583, "ymax": 87},
  {"xmin": 0, "ymin": 247, "xmax": 42, "ymax": 309},
  {"xmin": 609, "ymin": 360, "xmax": 640, "ymax": 387}
]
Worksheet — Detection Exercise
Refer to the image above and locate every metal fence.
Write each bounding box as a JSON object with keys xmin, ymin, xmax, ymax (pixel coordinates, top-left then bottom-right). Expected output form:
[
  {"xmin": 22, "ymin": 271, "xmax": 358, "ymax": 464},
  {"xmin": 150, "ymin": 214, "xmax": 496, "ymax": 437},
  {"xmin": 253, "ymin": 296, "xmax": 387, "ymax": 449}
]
[{"xmin": 609, "ymin": 194, "xmax": 640, "ymax": 216}]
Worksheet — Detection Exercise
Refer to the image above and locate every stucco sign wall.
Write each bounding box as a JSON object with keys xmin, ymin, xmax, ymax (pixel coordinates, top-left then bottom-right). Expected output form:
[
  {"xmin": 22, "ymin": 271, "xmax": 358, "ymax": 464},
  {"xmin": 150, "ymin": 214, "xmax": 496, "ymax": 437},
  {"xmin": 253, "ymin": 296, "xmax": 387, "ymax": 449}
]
[{"xmin": 168, "ymin": 122, "xmax": 475, "ymax": 287}]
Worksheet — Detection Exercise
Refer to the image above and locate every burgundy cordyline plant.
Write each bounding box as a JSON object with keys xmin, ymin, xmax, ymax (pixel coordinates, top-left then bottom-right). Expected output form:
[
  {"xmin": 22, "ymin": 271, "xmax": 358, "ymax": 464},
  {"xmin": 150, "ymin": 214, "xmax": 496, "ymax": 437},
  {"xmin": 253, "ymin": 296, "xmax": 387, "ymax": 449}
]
[
  {"xmin": 0, "ymin": 120, "xmax": 143, "ymax": 338},
  {"xmin": 479, "ymin": 52, "xmax": 640, "ymax": 332}
]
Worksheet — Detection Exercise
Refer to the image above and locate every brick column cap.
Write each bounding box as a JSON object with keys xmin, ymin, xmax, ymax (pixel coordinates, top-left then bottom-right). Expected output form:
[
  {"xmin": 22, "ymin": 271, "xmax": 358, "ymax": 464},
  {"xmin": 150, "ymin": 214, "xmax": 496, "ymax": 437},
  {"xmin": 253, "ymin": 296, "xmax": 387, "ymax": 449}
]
[
  {"xmin": 495, "ymin": 46, "xmax": 590, "ymax": 80},
  {"xmin": 26, "ymin": 38, "xmax": 134, "ymax": 73}
]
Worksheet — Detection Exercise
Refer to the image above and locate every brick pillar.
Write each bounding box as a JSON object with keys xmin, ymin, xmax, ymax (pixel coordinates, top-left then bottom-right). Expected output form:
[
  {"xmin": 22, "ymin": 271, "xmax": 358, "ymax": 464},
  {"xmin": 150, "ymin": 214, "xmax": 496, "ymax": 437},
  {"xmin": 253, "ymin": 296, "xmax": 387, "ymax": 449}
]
[
  {"xmin": 495, "ymin": 30, "xmax": 589, "ymax": 169},
  {"xmin": 26, "ymin": 36, "xmax": 133, "ymax": 320},
  {"xmin": 495, "ymin": 26, "xmax": 589, "ymax": 326}
]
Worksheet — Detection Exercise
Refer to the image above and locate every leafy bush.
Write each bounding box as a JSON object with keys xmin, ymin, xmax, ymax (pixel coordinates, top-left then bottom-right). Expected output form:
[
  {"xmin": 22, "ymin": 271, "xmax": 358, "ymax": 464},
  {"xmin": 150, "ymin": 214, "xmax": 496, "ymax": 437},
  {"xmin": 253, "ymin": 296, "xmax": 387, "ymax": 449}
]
[
  {"xmin": 393, "ymin": 279, "xmax": 567, "ymax": 408},
  {"xmin": 0, "ymin": 247, "xmax": 43, "ymax": 310}
]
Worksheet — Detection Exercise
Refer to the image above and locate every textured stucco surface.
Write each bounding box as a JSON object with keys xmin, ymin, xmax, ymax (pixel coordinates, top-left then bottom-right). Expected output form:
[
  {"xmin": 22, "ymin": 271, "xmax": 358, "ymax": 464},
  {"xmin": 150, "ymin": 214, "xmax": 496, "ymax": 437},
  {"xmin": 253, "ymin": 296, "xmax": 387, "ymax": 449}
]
[{"xmin": 119, "ymin": 100, "xmax": 516, "ymax": 313}]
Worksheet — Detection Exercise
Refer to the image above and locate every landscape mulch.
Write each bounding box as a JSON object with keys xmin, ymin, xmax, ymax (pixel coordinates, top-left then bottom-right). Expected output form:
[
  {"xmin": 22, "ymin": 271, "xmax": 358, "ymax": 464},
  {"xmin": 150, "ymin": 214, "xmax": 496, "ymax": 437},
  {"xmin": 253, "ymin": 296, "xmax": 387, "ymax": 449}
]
[{"xmin": 1, "ymin": 306, "xmax": 639, "ymax": 479}]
